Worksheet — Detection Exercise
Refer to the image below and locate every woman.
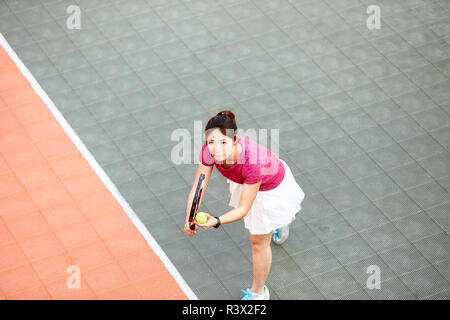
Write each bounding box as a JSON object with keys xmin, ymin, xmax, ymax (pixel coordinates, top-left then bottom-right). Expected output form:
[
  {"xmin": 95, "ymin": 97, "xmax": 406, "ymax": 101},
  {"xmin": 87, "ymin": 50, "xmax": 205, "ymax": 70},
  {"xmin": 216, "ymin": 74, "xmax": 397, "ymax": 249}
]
[{"xmin": 183, "ymin": 110, "xmax": 305, "ymax": 300}]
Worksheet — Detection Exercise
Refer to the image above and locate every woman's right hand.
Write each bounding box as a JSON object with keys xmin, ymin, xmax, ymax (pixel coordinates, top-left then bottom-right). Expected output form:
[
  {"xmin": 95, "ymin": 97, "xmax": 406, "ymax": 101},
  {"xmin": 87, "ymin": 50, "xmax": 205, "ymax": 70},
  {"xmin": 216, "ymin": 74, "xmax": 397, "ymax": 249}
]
[{"xmin": 184, "ymin": 220, "xmax": 197, "ymax": 237}]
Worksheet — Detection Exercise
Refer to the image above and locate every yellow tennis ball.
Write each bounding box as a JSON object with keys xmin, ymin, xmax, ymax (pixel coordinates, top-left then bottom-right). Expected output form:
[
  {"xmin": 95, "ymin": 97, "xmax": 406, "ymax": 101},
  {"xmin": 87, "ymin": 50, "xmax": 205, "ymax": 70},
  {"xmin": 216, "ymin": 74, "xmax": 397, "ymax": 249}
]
[{"xmin": 195, "ymin": 212, "xmax": 208, "ymax": 224}]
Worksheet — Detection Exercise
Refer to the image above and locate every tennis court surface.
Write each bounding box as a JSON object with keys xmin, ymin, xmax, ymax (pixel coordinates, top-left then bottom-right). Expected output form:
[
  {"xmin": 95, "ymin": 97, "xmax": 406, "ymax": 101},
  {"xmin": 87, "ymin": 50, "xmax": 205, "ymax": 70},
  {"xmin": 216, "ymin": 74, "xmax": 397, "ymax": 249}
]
[
  {"xmin": 1, "ymin": 0, "xmax": 449, "ymax": 300},
  {"xmin": 0, "ymin": 42, "xmax": 190, "ymax": 299}
]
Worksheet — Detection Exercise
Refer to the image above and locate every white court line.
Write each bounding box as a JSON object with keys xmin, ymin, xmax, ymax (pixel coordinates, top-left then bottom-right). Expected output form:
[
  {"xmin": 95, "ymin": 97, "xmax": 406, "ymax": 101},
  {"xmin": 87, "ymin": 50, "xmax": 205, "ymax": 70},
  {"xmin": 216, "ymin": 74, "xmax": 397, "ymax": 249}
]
[{"xmin": 0, "ymin": 33, "xmax": 198, "ymax": 300}]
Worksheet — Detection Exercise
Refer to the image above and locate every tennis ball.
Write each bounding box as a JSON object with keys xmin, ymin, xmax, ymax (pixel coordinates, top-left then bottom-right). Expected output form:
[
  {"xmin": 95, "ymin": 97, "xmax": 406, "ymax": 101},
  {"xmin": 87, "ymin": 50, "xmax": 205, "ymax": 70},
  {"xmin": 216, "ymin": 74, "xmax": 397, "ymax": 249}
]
[{"xmin": 195, "ymin": 212, "xmax": 208, "ymax": 224}]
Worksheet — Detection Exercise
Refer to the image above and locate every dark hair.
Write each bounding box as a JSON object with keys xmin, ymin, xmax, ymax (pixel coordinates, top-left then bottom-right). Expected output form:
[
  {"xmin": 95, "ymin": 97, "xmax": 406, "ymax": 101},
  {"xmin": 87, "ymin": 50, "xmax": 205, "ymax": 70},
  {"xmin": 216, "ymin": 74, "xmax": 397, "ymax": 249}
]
[{"xmin": 205, "ymin": 110, "xmax": 237, "ymax": 142}]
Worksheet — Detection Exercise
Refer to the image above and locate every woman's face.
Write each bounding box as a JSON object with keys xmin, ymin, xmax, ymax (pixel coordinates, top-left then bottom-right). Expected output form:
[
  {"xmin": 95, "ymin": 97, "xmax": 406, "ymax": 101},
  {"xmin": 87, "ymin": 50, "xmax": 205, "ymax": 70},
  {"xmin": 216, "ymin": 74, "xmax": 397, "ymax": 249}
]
[{"xmin": 206, "ymin": 128, "xmax": 235, "ymax": 164}]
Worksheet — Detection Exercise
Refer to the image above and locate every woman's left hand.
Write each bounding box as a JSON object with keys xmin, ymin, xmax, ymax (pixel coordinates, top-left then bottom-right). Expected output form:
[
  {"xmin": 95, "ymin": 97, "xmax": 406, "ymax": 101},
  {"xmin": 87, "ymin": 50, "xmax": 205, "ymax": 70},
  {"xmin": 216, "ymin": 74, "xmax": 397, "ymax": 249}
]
[{"xmin": 194, "ymin": 213, "xmax": 218, "ymax": 230}]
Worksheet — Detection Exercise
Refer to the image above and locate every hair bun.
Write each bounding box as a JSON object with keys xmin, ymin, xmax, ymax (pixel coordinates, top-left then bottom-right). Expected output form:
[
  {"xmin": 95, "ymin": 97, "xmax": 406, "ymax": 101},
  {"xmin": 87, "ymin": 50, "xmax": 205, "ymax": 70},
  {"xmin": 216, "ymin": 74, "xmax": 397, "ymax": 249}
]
[
  {"xmin": 217, "ymin": 110, "xmax": 236, "ymax": 122},
  {"xmin": 205, "ymin": 109, "xmax": 238, "ymax": 141}
]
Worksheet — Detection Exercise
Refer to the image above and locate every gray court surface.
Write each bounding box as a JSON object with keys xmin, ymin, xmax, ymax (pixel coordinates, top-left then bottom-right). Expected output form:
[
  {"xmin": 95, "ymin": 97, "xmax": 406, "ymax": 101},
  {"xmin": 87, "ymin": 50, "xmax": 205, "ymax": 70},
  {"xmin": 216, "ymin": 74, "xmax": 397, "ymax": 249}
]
[{"xmin": 2, "ymin": 0, "xmax": 449, "ymax": 299}]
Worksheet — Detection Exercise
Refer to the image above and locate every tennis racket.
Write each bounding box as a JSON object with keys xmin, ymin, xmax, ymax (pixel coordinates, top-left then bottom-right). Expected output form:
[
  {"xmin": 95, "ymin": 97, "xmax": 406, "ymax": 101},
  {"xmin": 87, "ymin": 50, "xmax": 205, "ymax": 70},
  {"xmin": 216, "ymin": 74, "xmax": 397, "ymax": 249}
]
[{"xmin": 189, "ymin": 173, "xmax": 205, "ymax": 230}]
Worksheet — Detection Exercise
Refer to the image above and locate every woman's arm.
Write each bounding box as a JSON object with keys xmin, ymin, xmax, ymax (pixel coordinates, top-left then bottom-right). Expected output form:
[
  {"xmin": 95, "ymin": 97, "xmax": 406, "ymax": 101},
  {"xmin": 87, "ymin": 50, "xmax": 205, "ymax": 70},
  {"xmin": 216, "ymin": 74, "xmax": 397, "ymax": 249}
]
[
  {"xmin": 184, "ymin": 163, "xmax": 213, "ymax": 236},
  {"xmin": 219, "ymin": 180, "xmax": 262, "ymax": 225},
  {"xmin": 196, "ymin": 180, "xmax": 262, "ymax": 229}
]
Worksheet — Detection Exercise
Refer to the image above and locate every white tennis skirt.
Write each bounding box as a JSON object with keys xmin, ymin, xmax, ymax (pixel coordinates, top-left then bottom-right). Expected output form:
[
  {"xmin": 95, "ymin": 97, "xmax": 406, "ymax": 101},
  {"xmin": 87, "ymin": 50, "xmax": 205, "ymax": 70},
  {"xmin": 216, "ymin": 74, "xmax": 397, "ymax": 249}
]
[{"xmin": 227, "ymin": 159, "xmax": 305, "ymax": 235}]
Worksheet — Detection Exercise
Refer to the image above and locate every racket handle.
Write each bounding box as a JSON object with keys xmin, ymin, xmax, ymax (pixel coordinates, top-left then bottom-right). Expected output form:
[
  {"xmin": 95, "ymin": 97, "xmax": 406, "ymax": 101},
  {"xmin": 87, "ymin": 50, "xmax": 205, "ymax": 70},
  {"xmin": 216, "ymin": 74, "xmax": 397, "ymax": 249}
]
[{"xmin": 189, "ymin": 222, "xmax": 196, "ymax": 230}]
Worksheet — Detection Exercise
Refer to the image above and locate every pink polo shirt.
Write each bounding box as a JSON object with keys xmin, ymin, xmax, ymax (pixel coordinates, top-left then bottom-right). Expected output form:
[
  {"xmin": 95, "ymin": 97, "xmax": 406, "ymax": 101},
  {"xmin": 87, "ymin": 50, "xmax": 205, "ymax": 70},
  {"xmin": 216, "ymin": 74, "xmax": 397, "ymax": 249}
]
[{"xmin": 199, "ymin": 135, "xmax": 285, "ymax": 191}]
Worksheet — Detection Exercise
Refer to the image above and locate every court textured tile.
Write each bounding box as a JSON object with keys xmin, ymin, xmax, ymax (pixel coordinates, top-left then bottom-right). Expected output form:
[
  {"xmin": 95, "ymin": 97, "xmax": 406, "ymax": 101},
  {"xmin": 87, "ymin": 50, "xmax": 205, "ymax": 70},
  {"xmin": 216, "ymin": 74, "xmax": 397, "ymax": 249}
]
[
  {"xmin": 0, "ymin": 43, "xmax": 186, "ymax": 300},
  {"xmin": 1, "ymin": 0, "xmax": 449, "ymax": 300}
]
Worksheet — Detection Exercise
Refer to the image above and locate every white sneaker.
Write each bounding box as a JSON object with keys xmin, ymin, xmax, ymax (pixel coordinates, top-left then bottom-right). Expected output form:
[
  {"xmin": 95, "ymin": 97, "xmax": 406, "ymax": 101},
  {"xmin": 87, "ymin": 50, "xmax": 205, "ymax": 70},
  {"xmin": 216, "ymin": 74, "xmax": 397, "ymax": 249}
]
[
  {"xmin": 240, "ymin": 285, "xmax": 270, "ymax": 300},
  {"xmin": 273, "ymin": 217, "xmax": 295, "ymax": 245}
]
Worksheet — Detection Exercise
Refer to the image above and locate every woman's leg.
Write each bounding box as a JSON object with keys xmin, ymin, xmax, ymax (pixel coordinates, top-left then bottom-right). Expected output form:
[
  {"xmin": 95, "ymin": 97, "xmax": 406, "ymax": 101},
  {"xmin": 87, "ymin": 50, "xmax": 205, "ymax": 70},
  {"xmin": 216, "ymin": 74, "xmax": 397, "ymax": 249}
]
[{"xmin": 249, "ymin": 231, "xmax": 273, "ymax": 294}]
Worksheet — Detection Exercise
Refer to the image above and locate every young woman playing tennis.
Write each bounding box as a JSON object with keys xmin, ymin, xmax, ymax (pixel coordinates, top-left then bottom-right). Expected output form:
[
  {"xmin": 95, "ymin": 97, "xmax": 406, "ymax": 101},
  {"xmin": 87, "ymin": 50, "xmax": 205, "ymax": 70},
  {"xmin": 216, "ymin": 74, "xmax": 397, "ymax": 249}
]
[{"xmin": 183, "ymin": 110, "xmax": 305, "ymax": 300}]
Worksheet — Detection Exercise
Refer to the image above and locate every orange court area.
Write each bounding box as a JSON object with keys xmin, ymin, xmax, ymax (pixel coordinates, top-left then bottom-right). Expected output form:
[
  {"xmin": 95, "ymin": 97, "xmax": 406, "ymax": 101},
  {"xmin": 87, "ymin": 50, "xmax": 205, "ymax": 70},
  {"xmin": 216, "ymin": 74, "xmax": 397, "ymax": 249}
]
[{"xmin": 0, "ymin": 45, "xmax": 187, "ymax": 300}]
